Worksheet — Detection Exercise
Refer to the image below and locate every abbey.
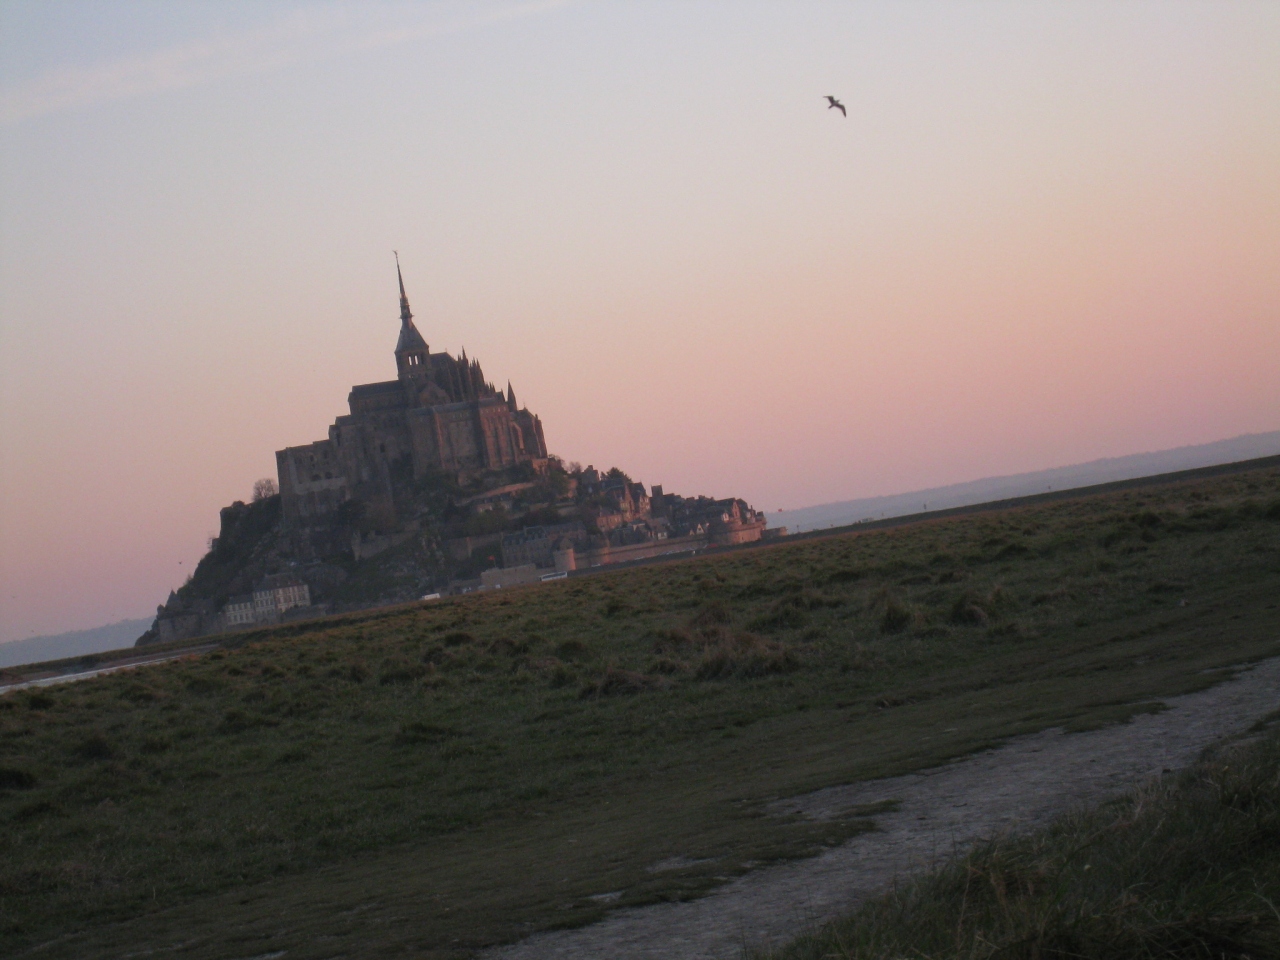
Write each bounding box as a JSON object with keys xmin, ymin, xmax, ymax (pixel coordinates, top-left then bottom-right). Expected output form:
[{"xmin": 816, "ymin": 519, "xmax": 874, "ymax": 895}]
[
  {"xmin": 276, "ymin": 261, "xmax": 548, "ymax": 552},
  {"xmin": 137, "ymin": 260, "xmax": 773, "ymax": 646}
]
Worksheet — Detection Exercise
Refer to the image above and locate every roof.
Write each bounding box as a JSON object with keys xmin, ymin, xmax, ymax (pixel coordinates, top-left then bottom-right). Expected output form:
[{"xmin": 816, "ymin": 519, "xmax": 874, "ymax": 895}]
[
  {"xmin": 396, "ymin": 320, "xmax": 428, "ymax": 354},
  {"xmin": 258, "ymin": 574, "xmax": 306, "ymax": 589},
  {"xmin": 349, "ymin": 380, "xmax": 403, "ymax": 398}
]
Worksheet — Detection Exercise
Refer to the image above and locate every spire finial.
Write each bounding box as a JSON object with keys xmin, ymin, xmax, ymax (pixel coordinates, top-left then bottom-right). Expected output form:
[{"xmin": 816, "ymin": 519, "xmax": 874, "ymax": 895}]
[{"xmin": 395, "ymin": 251, "xmax": 412, "ymax": 323}]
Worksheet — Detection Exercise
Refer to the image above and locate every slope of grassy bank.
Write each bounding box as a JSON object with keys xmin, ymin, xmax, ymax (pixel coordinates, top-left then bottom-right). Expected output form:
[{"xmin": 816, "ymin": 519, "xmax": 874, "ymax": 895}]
[
  {"xmin": 1, "ymin": 466, "xmax": 1278, "ymax": 958},
  {"xmin": 761, "ymin": 720, "xmax": 1280, "ymax": 960}
]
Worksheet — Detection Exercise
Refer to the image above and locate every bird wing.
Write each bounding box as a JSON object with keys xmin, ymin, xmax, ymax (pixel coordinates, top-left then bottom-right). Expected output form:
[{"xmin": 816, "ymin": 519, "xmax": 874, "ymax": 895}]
[{"xmin": 836, "ymin": 102, "xmax": 846, "ymax": 116}]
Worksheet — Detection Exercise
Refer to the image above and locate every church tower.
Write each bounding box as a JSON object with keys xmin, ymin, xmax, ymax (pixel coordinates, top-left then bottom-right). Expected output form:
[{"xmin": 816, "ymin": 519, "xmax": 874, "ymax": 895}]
[{"xmin": 393, "ymin": 254, "xmax": 430, "ymax": 382}]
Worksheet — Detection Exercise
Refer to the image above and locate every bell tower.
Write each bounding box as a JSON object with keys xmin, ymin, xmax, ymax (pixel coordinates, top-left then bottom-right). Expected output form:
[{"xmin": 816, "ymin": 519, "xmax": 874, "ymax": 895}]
[{"xmin": 393, "ymin": 253, "xmax": 430, "ymax": 382}]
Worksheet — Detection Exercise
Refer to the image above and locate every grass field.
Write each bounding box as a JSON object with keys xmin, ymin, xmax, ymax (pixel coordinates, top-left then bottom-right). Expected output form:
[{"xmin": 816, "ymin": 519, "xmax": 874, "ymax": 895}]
[
  {"xmin": 760, "ymin": 716, "xmax": 1280, "ymax": 960},
  {"xmin": 1, "ymin": 465, "xmax": 1278, "ymax": 958}
]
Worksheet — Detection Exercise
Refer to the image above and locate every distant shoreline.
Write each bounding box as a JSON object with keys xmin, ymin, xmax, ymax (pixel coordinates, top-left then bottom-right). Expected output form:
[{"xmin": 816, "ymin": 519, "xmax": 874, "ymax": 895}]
[
  {"xmin": 776, "ymin": 430, "xmax": 1280, "ymax": 534},
  {"xmin": 0, "ymin": 617, "xmax": 154, "ymax": 670}
]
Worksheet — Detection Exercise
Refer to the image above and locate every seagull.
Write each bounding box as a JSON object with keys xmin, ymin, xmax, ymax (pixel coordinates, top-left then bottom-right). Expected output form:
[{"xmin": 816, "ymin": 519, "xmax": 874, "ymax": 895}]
[{"xmin": 825, "ymin": 95, "xmax": 846, "ymax": 117}]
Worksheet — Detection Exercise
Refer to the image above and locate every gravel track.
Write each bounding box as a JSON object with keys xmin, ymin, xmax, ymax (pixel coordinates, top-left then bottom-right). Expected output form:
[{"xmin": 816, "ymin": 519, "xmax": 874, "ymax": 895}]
[{"xmin": 486, "ymin": 657, "xmax": 1280, "ymax": 960}]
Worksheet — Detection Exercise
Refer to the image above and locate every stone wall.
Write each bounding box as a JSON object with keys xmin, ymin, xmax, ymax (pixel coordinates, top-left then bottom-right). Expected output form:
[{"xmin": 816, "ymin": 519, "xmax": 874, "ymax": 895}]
[
  {"xmin": 576, "ymin": 533, "xmax": 710, "ymax": 568},
  {"xmin": 480, "ymin": 564, "xmax": 542, "ymax": 589}
]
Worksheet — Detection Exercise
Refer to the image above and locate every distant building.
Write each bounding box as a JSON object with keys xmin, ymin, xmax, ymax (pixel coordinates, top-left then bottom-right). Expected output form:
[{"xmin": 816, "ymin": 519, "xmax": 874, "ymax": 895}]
[
  {"xmin": 142, "ymin": 258, "xmax": 768, "ymax": 645},
  {"xmin": 222, "ymin": 575, "xmax": 310, "ymax": 629},
  {"xmin": 224, "ymin": 595, "xmax": 255, "ymax": 627},
  {"xmin": 501, "ymin": 522, "xmax": 587, "ymax": 568},
  {"xmin": 252, "ymin": 574, "xmax": 310, "ymax": 622},
  {"xmin": 276, "ymin": 259, "xmax": 548, "ymax": 558}
]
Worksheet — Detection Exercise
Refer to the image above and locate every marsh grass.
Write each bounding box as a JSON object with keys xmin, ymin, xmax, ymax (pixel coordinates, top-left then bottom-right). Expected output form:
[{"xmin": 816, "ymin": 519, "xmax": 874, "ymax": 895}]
[
  {"xmin": 1, "ymin": 467, "xmax": 1278, "ymax": 958},
  {"xmin": 761, "ymin": 725, "xmax": 1280, "ymax": 960}
]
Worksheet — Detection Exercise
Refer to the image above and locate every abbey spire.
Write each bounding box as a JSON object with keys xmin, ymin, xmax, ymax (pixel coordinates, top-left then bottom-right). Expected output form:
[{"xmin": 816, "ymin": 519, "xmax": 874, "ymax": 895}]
[
  {"xmin": 396, "ymin": 251, "xmax": 413, "ymax": 323},
  {"xmin": 393, "ymin": 253, "xmax": 429, "ymax": 378}
]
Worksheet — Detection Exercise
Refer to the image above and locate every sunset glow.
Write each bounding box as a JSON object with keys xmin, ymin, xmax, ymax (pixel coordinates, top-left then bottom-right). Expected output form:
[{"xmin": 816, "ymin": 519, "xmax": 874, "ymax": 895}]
[{"xmin": 2, "ymin": 1, "xmax": 1278, "ymax": 642}]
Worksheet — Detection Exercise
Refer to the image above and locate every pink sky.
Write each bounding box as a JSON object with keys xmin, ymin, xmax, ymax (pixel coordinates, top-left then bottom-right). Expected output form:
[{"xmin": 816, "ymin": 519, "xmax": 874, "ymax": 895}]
[{"xmin": 2, "ymin": 2, "xmax": 1278, "ymax": 642}]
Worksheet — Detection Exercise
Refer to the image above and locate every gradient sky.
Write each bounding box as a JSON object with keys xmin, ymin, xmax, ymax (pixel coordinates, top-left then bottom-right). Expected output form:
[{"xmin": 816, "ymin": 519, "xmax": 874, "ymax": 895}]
[{"xmin": 2, "ymin": 1, "xmax": 1278, "ymax": 643}]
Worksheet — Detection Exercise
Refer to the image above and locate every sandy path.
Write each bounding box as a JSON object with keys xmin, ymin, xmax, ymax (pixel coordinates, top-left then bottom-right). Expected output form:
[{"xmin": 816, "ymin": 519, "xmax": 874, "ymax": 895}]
[{"xmin": 486, "ymin": 657, "xmax": 1280, "ymax": 960}]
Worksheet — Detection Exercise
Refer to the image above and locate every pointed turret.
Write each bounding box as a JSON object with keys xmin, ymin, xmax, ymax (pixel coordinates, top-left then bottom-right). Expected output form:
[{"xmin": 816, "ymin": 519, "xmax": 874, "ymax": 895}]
[
  {"xmin": 506, "ymin": 381, "xmax": 517, "ymax": 411},
  {"xmin": 455, "ymin": 348, "xmax": 472, "ymax": 398},
  {"xmin": 472, "ymin": 358, "xmax": 492, "ymax": 398}
]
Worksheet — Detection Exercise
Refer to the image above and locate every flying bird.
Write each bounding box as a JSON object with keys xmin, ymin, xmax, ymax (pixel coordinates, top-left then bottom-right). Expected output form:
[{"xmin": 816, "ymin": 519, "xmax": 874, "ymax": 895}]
[{"xmin": 825, "ymin": 95, "xmax": 846, "ymax": 117}]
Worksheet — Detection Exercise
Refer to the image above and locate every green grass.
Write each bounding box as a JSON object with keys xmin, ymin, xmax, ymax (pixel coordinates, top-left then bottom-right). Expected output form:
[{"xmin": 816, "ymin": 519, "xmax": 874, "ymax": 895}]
[
  {"xmin": 1, "ymin": 467, "xmax": 1279, "ymax": 958},
  {"xmin": 759, "ymin": 721, "xmax": 1280, "ymax": 960}
]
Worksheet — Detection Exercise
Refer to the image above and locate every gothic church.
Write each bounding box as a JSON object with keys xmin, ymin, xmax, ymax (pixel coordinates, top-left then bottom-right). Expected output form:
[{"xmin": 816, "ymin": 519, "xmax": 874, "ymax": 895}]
[{"xmin": 276, "ymin": 261, "xmax": 547, "ymax": 551}]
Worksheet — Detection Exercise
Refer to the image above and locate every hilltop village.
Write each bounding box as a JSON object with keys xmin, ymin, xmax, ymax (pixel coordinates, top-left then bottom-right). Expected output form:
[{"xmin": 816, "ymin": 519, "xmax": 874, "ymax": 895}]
[{"xmin": 139, "ymin": 265, "xmax": 772, "ymax": 645}]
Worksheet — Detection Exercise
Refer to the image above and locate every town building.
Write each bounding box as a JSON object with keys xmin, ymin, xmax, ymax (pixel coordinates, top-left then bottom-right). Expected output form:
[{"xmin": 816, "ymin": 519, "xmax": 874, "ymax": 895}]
[
  {"xmin": 252, "ymin": 574, "xmax": 311, "ymax": 621},
  {"xmin": 223, "ymin": 595, "xmax": 255, "ymax": 627},
  {"xmin": 223, "ymin": 575, "xmax": 311, "ymax": 629}
]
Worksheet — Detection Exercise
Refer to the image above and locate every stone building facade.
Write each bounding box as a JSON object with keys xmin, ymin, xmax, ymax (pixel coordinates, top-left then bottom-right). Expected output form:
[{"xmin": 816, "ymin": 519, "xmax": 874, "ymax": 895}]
[
  {"xmin": 223, "ymin": 595, "xmax": 256, "ymax": 628},
  {"xmin": 222, "ymin": 575, "xmax": 310, "ymax": 628},
  {"xmin": 276, "ymin": 260, "xmax": 548, "ymax": 556}
]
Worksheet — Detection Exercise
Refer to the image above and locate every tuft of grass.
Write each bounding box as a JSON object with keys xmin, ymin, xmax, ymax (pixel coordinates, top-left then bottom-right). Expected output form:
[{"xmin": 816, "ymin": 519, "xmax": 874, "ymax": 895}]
[
  {"xmin": 0, "ymin": 766, "xmax": 36, "ymax": 790},
  {"xmin": 580, "ymin": 666, "xmax": 664, "ymax": 698},
  {"xmin": 71, "ymin": 733, "xmax": 114, "ymax": 761},
  {"xmin": 949, "ymin": 584, "xmax": 1014, "ymax": 626},
  {"xmin": 555, "ymin": 637, "xmax": 591, "ymax": 660},
  {"xmin": 692, "ymin": 628, "xmax": 799, "ymax": 680},
  {"xmin": 878, "ymin": 596, "xmax": 914, "ymax": 634},
  {"xmin": 760, "ymin": 727, "xmax": 1280, "ymax": 960},
  {"xmin": 378, "ymin": 658, "xmax": 428, "ymax": 685}
]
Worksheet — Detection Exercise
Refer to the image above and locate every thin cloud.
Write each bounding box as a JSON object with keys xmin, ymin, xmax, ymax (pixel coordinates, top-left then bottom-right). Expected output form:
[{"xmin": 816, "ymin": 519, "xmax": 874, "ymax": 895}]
[{"xmin": 0, "ymin": 0, "xmax": 575, "ymax": 125}]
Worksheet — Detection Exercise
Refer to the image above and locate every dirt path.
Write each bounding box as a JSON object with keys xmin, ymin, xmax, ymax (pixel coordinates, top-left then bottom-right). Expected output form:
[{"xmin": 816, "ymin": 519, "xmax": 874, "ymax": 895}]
[{"xmin": 486, "ymin": 657, "xmax": 1280, "ymax": 960}]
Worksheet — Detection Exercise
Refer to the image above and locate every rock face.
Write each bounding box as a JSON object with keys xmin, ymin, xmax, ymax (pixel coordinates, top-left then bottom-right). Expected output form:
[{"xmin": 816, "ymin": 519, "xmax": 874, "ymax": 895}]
[
  {"xmin": 138, "ymin": 464, "xmax": 768, "ymax": 647},
  {"xmin": 138, "ymin": 496, "xmax": 272, "ymax": 645},
  {"xmin": 137, "ymin": 495, "xmax": 354, "ymax": 646}
]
